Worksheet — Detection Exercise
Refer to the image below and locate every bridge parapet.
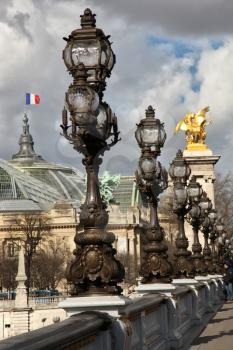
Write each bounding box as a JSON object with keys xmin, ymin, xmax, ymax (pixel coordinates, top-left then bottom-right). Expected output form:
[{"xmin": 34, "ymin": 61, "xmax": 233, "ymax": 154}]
[{"xmin": 0, "ymin": 277, "xmax": 224, "ymax": 350}]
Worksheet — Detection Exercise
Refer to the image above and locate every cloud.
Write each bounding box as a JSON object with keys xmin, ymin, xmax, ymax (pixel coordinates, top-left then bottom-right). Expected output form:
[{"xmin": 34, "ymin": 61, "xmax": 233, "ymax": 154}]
[
  {"xmin": 89, "ymin": 0, "xmax": 233, "ymax": 38},
  {"xmin": 0, "ymin": 0, "xmax": 232, "ymax": 176}
]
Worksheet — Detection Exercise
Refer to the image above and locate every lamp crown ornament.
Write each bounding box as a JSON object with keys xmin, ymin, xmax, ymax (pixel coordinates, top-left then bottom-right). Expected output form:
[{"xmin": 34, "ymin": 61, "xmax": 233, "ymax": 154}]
[
  {"xmin": 80, "ymin": 8, "xmax": 96, "ymax": 28},
  {"xmin": 145, "ymin": 105, "xmax": 155, "ymax": 118},
  {"xmin": 176, "ymin": 149, "xmax": 183, "ymax": 158}
]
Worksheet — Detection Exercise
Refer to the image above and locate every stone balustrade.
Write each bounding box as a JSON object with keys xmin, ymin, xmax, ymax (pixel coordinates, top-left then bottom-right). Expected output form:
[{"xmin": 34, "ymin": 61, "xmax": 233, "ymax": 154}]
[
  {"xmin": 0, "ymin": 277, "xmax": 224, "ymax": 350},
  {"xmin": 0, "ymin": 296, "xmax": 65, "ymax": 312},
  {"xmin": 29, "ymin": 296, "xmax": 65, "ymax": 308}
]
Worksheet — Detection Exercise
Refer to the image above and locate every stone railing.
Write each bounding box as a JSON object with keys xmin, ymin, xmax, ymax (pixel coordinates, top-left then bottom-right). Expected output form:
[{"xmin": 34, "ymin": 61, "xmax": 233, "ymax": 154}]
[
  {"xmin": 29, "ymin": 296, "xmax": 65, "ymax": 308},
  {"xmin": 0, "ymin": 277, "xmax": 224, "ymax": 350},
  {"xmin": 0, "ymin": 300, "xmax": 15, "ymax": 311},
  {"xmin": 0, "ymin": 296, "xmax": 65, "ymax": 311},
  {"xmin": 0, "ymin": 311, "xmax": 112, "ymax": 350}
]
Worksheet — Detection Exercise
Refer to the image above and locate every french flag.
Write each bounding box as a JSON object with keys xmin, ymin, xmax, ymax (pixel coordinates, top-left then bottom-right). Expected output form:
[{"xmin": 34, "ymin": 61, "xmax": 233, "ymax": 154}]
[{"xmin": 26, "ymin": 93, "xmax": 40, "ymax": 105}]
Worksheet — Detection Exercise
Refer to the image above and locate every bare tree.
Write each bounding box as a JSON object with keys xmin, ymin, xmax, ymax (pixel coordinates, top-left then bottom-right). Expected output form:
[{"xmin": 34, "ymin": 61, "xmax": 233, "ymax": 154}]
[
  {"xmin": 0, "ymin": 255, "xmax": 17, "ymax": 292},
  {"xmin": 9, "ymin": 213, "xmax": 51, "ymax": 298},
  {"xmin": 214, "ymin": 172, "xmax": 233, "ymax": 235},
  {"xmin": 159, "ymin": 188, "xmax": 177, "ymax": 245},
  {"xmin": 31, "ymin": 238, "xmax": 71, "ymax": 290}
]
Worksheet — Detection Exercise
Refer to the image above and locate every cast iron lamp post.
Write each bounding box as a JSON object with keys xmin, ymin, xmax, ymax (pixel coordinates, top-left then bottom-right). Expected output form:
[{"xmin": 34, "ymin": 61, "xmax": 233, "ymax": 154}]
[
  {"xmin": 199, "ymin": 193, "xmax": 213, "ymax": 273},
  {"xmin": 186, "ymin": 176, "xmax": 205, "ymax": 275},
  {"xmin": 215, "ymin": 219, "xmax": 226, "ymax": 271},
  {"xmin": 135, "ymin": 106, "xmax": 172, "ymax": 283},
  {"xmin": 208, "ymin": 209, "xmax": 219, "ymax": 274},
  {"xmin": 169, "ymin": 150, "xmax": 194, "ymax": 278},
  {"xmin": 61, "ymin": 9, "xmax": 124, "ymax": 295}
]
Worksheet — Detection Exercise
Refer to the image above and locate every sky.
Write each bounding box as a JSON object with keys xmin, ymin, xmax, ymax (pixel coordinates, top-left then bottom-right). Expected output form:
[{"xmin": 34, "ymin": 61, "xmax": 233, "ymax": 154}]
[{"xmin": 0, "ymin": 0, "xmax": 233, "ymax": 175}]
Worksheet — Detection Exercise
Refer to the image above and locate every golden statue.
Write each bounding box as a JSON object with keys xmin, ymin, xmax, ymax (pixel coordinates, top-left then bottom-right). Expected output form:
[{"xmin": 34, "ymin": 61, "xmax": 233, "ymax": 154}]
[{"xmin": 175, "ymin": 106, "xmax": 211, "ymax": 151}]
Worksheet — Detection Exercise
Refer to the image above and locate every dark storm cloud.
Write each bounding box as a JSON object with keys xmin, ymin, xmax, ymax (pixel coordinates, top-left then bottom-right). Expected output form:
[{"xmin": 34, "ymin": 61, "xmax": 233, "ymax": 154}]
[
  {"xmin": 89, "ymin": 0, "xmax": 233, "ymax": 37},
  {"xmin": 0, "ymin": 0, "xmax": 12, "ymax": 17},
  {"xmin": 8, "ymin": 12, "xmax": 33, "ymax": 42},
  {"xmin": 0, "ymin": 1, "xmax": 32, "ymax": 42}
]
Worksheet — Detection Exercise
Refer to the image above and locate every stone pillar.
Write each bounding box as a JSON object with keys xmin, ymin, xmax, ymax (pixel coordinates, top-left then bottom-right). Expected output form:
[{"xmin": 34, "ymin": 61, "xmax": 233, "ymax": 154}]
[
  {"xmin": 183, "ymin": 149, "xmax": 220, "ymax": 247},
  {"xmin": 15, "ymin": 248, "xmax": 27, "ymax": 309},
  {"xmin": 12, "ymin": 247, "xmax": 31, "ymax": 336}
]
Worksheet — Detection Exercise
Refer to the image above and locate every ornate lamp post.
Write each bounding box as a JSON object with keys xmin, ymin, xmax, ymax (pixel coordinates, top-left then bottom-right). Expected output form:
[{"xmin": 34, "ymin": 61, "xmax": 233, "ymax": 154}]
[
  {"xmin": 169, "ymin": 150, "xmax": 194, "ymax": 278},
  {"xmin": 186, "ymin": 176, "xmax": 205, "ymax": 275},
  {"xmin": 199, "ymin": 193, "xmax": 213, "ymax": 273},
  {"xmin": 61, "ymin": 9, "xmax": 124, "ymax": 295},
  {"xmin": 215, "ymin": 219, "xmax": 225, "ymax": 271},
  {"xmin": 135, "ymin": 106, "xmax": 172, "ymax": 283},
  {"xmin": 208, "ymin": 209, "xmax": 219, "ymax": 273}
]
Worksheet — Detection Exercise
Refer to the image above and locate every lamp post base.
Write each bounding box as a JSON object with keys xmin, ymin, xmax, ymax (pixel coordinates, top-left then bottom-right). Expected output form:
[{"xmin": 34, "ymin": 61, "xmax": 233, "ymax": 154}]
[
  {"xmin": 59, "ymin": 294, "xmax": 132, "ymax": 317},
  {"xmin": 195, "ymin": 276, "xmax": 211, "ymax": 282},
  {"xmin": 208, "ymin": 274, "xmax": 223, "ymax": 278},
  {"xmin": 172, "ymin": 278, "xmax": 198, "ymax": 286},
  {"xmin": 135, "ymin": 283, "xmax": 176, "ymax": 296}
]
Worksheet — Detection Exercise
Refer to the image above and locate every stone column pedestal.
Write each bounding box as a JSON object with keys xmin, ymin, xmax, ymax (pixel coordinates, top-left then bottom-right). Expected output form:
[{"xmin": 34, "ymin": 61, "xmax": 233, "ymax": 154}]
[
  {"xmin": 183, "ymin": 149, "xmax": 220, "ymax": 247},
  {"xmin": 11, "ymin": 308, "xmax": 31, "ymax": 336},
  {"xmin": 11, "ymin": 247, "xmax": 30, "ymax": 336}
]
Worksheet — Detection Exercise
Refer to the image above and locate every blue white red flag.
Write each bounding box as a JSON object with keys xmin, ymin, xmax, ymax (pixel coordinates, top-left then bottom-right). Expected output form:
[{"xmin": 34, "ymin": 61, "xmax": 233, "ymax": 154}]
[{"xmin": 26, "ymin": 93, "xmax": 40, "ymax": 105}]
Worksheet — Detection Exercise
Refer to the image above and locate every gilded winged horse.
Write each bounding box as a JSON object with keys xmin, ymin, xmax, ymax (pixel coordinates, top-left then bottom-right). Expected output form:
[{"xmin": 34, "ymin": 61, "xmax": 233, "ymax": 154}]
[{"xmin": 175, "ymin": 107, "xmax": 211, "ymax": 146}]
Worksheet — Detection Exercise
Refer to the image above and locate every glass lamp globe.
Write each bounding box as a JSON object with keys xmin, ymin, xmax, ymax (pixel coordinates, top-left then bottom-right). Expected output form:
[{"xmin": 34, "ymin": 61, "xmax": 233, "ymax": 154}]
[
  {"xmin": 199, "ymin": 192, "xmax": 212, "ymax": 212},
  {"xmin": 187, "ymin": 176, "xmax": 203, "ymax": 203},
  {"xmin": 169, "ymin": 149, "xmax": 191, "ymax": 184},
  {"xmin": 208, "ymin": 209, "xmax": 217, "ymax": 224},
  {"xmin": 139, "ymin": 155, "xmax": 157, "ymax": 181},
  {"xmin": 95, "ymin": 102, "xmax": 117, "ymax": 141},
  {"xmin": 135, "ymin": 106, "xmax": 166, "ymax": 154},
  {"xmin": 218, "ymin": 236, "xmax": 223, "ymax": 244},
  {"xmin": 63, "ymin": 8, "xmax": 115, "ymax": 90},
  {"xmin": 65, "ymin": 63, "xmax": 99, "ymax": 127},
  {"xmin": 188, "ymin": 203, "xmax": 201, "ymax": 219},
  {"xmin": 202, "ymin": 215, "xmax": 210, "ymax": 229},
  {"xmin": 216, "ymin": 220, "xmax": 224, "ymax": 233},
  {"xmin": 174, "ymin": 184, "xmax": 187, "ymax": 207}
]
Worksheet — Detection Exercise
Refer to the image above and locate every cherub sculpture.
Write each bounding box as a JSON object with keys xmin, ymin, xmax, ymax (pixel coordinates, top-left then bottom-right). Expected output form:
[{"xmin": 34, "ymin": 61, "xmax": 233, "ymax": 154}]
[{"xmin": 175, "ymin": 106, "xmax": 211, "ymax": 148}]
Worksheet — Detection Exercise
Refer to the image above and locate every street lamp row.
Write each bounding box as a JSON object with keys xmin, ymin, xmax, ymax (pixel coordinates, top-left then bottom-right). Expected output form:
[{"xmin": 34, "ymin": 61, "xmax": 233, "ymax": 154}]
[{"xmin": 60, "ymin": 8, "xmax": 230, "ymax": 296}]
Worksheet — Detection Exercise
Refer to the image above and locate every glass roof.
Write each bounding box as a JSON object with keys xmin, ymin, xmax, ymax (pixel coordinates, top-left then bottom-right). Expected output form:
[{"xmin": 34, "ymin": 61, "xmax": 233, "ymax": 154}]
[
  {"xmin": 112, "ymin": 176, "xmax": 141, "ymax": 213},
  {"xmin": 10, "ymin": 161, "xmax": 85, "ymax": 203},
  {"xmin": 0, "ymin": 159, "xmax": 67, "ymax": 205}
]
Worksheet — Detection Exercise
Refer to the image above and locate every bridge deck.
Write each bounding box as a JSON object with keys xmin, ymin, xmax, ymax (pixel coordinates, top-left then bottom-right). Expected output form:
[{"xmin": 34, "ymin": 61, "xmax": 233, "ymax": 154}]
[{"xmin": 190, "ymin": 301, "xmax": 233, "ymax": 350}]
